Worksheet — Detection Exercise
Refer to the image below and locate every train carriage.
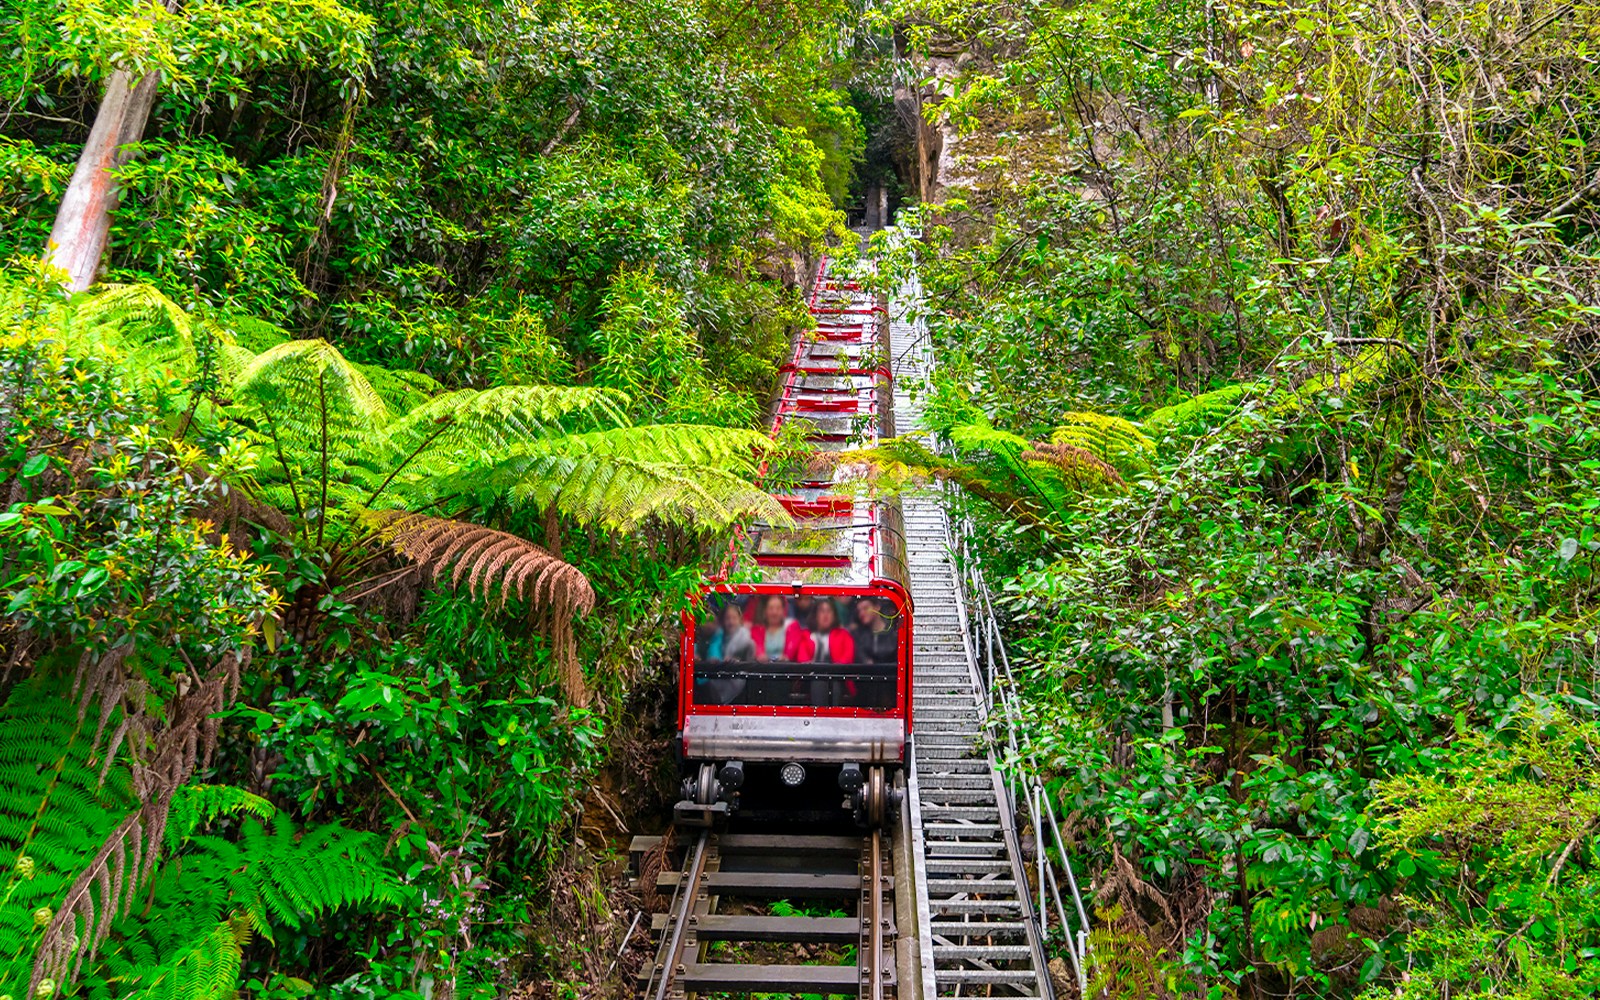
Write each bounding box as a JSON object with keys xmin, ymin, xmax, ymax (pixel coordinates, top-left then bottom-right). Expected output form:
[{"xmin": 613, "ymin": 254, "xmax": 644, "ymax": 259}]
[{"xmin": 676, "ymin": 262, "xmax": 910, "ymax": 827}]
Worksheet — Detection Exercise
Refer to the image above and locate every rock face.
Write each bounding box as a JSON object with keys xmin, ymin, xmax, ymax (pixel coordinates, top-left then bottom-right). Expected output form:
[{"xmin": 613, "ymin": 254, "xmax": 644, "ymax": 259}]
[{"xmin": 892, "ymin": 38, "xmax": 968, "ymax": 206}]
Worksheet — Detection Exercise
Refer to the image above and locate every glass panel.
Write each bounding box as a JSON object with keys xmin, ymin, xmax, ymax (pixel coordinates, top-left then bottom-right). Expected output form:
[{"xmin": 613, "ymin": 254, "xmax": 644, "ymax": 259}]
[
  {"xmin": 692, "ymin": 593, "xmax": 903, "ymax": 710},
  {"xmin": 754, "ymin": 519, "xmax": 856, "ymax": 559},
  {"xmin": 791, "ymin": 414, "xmax": 858, "ymax": 439}
]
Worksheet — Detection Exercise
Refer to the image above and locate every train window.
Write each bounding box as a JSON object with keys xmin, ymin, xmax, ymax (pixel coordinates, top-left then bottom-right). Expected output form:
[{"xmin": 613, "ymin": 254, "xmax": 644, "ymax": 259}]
[{"xmin": 691, "ymin": 593, "xmax": 902, "ymax": 710}]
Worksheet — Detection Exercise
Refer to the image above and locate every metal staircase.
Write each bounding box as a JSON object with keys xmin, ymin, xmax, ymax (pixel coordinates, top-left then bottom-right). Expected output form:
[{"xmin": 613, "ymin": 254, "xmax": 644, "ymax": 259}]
[{"xmin": 887, "ymin": 269, "xmax": 1091, "ymax": 999}]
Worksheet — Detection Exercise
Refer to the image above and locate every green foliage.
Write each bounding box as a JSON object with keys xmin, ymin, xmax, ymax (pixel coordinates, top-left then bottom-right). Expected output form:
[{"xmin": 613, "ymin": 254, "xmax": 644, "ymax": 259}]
[
  {"xmin": 1360, "ymin": 710, "xmax": 1600, "ymax": 999},
  {"xmin": 891, "ymin": 0, "xmax": 1600, "ymax": 996},
  {"xmin": 0, "ymin": 672, "xmax": 396, "ymax": 1000},
  {"xmin": 1, "ymin": 0, "xmax": 870, "ymax": 991}
]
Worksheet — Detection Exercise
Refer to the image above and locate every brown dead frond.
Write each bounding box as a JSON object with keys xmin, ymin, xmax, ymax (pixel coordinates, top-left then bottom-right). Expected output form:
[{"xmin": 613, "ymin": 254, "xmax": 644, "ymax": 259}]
[
  {"xmin": 34, "ymin": 648, "xmax": 247, "ymax": 995},
  {"xmin": 1021, "ymin": 442, "xmax": 1124, "ymax": 487},
  {"xmin": 369, "ymin": 511, "xmax": 595, "ymax": 614},
  {"xmin": 369, "ymin": 512, "xmax": 596, "ymax": 703}
]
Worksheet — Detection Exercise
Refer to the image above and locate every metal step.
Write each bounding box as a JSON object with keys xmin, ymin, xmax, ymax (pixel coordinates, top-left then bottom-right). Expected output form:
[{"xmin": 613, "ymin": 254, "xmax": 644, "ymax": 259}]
[
  {"xmin": 927, "ymin": 878, "xmax": 1018, "ymax": 894},
  {"xmin": 924, "ymin": 859, "xmax": 1014, "ymax": 876},
  {"xmin": 921, "ymin": 805, "xmax": 1001, "ymax": 820},
  {"xmin": 930, "ymin": 920, "xmax": 1030, "ymax": 939},
  {"xmin": 929, "ymin": 898, "xmax": 1025, "ymax": 915},
  {"xmin": 923, "ymin": 843, "xmax": 1008, "ymax": 859},
  {"xmin": 917, "ymin": 791, "xmax": 998, "ymax": 806},
  {"xmin": 934, "ymin": 945, "xmax": 1036, "ymax": 960},
  {"xmin": 923, "ymin": 823, "xmax": 1004, "ymax": 836},
  {"xmin": 938, "ymin": 968, "xmax": 1041, "ymax": 986}
]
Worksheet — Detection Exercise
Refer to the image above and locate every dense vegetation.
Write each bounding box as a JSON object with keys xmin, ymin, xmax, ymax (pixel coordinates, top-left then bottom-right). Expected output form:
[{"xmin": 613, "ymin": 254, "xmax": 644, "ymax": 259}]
[
  {"xmin": 6, "ymin": 0, "xmax": 1600, "ymax": 997},
  {"xmin": 879, "ymin": 0, "xmax": 1600, "ymax": 997},
  {"xmin": 0, "ymin": 0, "xmax": 870, "ymax": 995}
]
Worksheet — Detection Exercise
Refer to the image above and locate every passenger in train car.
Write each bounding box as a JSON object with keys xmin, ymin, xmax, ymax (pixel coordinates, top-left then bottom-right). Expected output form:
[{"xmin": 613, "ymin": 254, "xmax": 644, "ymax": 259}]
[
  {"xmin": 693, "ymin": 612, "xmax": 719, "ymax": 660},
  {"xmin": 852, "ymin": 597, "xmax": 899, "ymax": 665},
  {"xmin": 804, "ymin": 598, "xmax": 856, "ymax": 665},
  {"xmin": 792, "ymin": 593, "xmax": 817, "ymax": 630},
  {"xmin": 802, "ymin": 598, "xmax": 858, "ymax": 707},
  {"xmin": 707, "ymin": 600, "xmax": 755, "ymax": 662},
  {"xmin": 751, "ymin": 594, "xmax": 808, "ymax": 663}
]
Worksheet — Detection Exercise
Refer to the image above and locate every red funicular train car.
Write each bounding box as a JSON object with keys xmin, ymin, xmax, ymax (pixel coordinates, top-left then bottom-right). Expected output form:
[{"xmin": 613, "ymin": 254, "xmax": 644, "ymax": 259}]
[{"xmin": 676, "ymin": 262, "xmax": 909, "ymax": 827}]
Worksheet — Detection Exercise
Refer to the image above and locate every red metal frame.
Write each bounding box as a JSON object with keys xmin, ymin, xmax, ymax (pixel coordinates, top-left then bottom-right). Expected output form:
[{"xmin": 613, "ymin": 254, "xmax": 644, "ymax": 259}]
[{"xmin": 679, "ymin": 258, "xmax": 912, "ymax": 753}]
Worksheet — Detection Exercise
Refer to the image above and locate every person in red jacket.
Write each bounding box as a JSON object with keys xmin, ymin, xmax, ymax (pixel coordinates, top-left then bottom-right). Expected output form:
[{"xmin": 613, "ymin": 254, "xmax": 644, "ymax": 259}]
[
  {"xmin": 803, "ymin": 599, "xmax": 857, "ymax": 707},
  {"xmin": 806, "ymin": 599, "xmax": 855, "ymax": 664},
  {"xmin": 751, "ymin": 594, "xmax": 809, "ymax": 663}
]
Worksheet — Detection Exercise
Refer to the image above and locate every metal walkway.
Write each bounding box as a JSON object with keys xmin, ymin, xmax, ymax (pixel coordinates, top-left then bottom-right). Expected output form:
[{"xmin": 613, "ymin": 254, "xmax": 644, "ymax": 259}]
[{"xmin": 889, "ymin": 273, "xmax": 1090, "ymax": 999}]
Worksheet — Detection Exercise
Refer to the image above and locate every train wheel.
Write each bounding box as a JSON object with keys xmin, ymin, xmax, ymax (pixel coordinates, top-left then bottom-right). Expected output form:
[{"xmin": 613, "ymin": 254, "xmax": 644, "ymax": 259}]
[
  {"xmin": 694, "ymin": 762, "xmax": 718, "ymax": 805},
  {"xmin": 865, "ymin": 766, "xmax": 886, "ymax": 828}
]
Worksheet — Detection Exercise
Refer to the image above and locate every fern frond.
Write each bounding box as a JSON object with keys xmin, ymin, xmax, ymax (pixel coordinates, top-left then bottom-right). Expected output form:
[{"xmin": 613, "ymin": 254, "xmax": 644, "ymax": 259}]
[
  {"xmin": 29, "ymin": 650, "xmax": 247, "ymax": 997},
  {"xmin": 229, "ymin": 816, "xmax": 402, "ymax": 935},
  {"xmin": 119, "ymin": 915, "xmax": 249, "ymax": 1000},
  {"xmin": 230, "ymin": 340, "xmax": 391, "ymax": 470},
  {"xmin": 215, "ymin": 344, "xmax": 259, "ymax": 388},
  {"xmin": 69, "ymin": 284, "xmax": 194, "ymax": 361},
  {"xmin": 1020, "ymin": 442, "xmax": 1124, "ymax": 487},
  {"xmin": 355, "ymin": 362, "xmax": 442, "ymax": 414},
  {"xmin": 378, "ymin": 385, "xmax": 629, "ymax": 467},
  {"xmin": 95, "ymin": 815, "xmax": 395, "ymax": 996},
  {"xmin": 1144, "ymin": 383, "xmax": 1258, "ymax": 438},
  {"xmin": 0, "ymin": 677, "xmax": 135, "ymax": 998},
  {"xmin": 537, "ymin": 424, "xmax": 776, "ymax": 474},
  {"xmin": 366, "ymin": 511, "xmax": 595, "ymax": 614},
  {"xmin": 1050, "ymin": 412, "xmax": 1155, "ymax": 473},
  {"xmin": 211, "ymin": 313, "xmax": 291, "ymax": 354},
  {"xmin": 947, "ymin": 420, "xmax": 1030, "ymax": 458},
  {"xmin": 163, "ymin": 785, "xmax": 275, "ymax": 849},
  {"xmin": 844, "ymin": 437, "xmax": 1056, "ymax": 530},
  {"xmin": 483, "ymin": 452, "xmax": 788, "ymax": 531}
]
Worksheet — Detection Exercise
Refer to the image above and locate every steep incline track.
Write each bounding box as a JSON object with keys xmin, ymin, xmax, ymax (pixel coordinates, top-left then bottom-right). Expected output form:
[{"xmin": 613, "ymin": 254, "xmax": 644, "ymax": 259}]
[{"xmin": 890, "ymin": 281, "xmax": 1055, "ymax": 999}]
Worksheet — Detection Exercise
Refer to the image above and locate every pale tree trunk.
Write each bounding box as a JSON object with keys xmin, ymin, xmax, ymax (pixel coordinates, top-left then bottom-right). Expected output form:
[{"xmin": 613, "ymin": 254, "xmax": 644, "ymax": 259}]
[{"xmin": 44, "ymin": 68, "xmax": 160, "ymax": 291}]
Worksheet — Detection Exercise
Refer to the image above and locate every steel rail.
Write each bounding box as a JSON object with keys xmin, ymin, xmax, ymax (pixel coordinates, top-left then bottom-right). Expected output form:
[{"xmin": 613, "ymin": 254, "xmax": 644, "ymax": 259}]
[
  {"xmin": 648, "ymin": 830, "xmax": 710, "ymax": 1000},
  {"xmin": 869, "ymin": 828, "xmax": 886, "ymax": 1000}
]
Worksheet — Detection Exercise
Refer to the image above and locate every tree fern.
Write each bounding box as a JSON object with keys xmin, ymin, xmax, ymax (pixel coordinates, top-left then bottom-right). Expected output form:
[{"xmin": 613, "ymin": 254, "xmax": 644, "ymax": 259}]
[
  {"xmin": 367, "ymin": 511, "xmax": 595, "ymax": 613},
  {"xmin": 378, "ymin": 384, "xmax": 628, "ymax": 466},
  {"xmin": 1144, "ymin": 383, "xmax": 1260, "ymax": 439},
  {"xmin": 355, "ymin": 362, "xmax": 442, "ymax": 414},
  {"xmin": 1050, "ymin": 411, "xmax": 1155, "ymax": 474},
  {"xmin": 534, "ymin": 423, "xmax": 776, "ymax": 473},
  {"xmin": 440, "ymin": 423, "xmax": 786, "ymax": 531},
  {"xmin": 845, "ymin": 437, "xmax": 1054, "ymax": 530},
  {"xmin": 497, "ymin": 452, "xmax": 790, "ymax": 531},
  {"xmin": 231, "ymin": 339, "xmax": 392, "ymax": 461},
  {"xmin": 1020, "ymin": 442, "xmax": 1124, "ymax": 488}
]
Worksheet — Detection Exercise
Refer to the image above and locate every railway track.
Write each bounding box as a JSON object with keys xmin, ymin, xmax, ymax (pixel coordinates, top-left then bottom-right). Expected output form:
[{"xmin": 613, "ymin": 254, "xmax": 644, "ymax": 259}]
[
  {"xmin": 627, "ymin": 251, "xmax": 1088, "ymax": 999},
  {"xmin": 633, "ymin": 829, "xmax": 898, "ymax": 999}
]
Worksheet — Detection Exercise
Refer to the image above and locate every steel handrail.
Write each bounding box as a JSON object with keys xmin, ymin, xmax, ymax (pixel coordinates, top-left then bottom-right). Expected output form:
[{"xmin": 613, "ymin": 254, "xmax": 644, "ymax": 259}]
[{"xmin": 940, "ymin": 477, "xmax": 1093, "ymax": 997}]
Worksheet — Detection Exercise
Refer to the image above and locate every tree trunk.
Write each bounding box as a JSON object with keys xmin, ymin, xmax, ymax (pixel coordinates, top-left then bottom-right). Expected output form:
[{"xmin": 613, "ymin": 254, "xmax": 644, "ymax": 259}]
[{"xmin": 44, "ymin": 69, "xmax": 160, "ymax": 291}]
